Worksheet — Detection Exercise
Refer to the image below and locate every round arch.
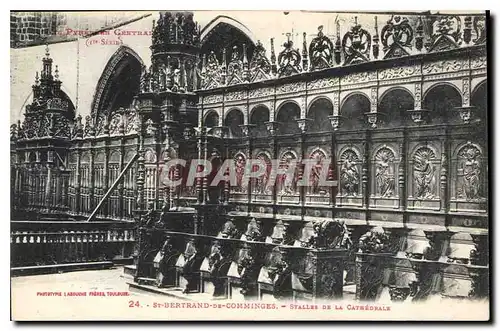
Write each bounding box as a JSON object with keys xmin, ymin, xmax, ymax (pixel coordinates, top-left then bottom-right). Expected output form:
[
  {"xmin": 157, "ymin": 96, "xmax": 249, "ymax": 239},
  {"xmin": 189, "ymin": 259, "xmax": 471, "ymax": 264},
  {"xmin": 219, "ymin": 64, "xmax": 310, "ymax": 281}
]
[
  {"xmin": 204, "ymin": 110, "xmax": 220, "ymax": 127},
  {"xmin": 471, "ymin": 80, "xmax": 487, "ymax": 122},
  {"xmin": 250, "ymin": 105, "xmax": 270, "ymax": 138},
  {"xmin": 378, "ymin": 86, "xmax": 414, "ymax": 105},
  {"xmin": 307, "ymin": 97, "xmax": 333, "ymax": 133},
  {"xmin": 423, "ymin": 83, "xmax": 462, "ymax": 123},
  {"xmin": 91, "ymin": 45, "xmax": 145, "ymax": 121},
  {"xmin": 340, "ymin": 93, "xmax": 370, "ymax": 130},
  {"xmin": 276, "ymin": 101, "xmax": 301, "ymax": 135},
  {"xmin": 224, "ymin": 108, "xmax": 244, "ymax": 138},
  {"xmin": 422, "ymin": 82, "xmax": 462, "ymax": 103},
  {"xmin": 378, "ymin": 88, "xmax": 414, "ymax": 128}
]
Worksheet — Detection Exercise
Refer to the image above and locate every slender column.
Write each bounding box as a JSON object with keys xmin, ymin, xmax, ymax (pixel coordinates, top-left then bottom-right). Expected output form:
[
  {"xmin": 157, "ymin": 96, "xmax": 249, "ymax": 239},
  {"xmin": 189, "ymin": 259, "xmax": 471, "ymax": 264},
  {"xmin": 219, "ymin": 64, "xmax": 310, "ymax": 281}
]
[
  {"xmin": 135, "ymin": 115, "xmax": 146, "ymax": 219},
  {"xmin": 118, "ymin": 120, "xmax": 125, "ymax": 219},
  {"xmin": 362, "ymin": 136, "xmax": 369, "ymax": 208},
  {"xmin": 441, "ymin": 128, "xmax": 450, "ymax": 212},
  {"xmin": 399, "ymin": 131, "xmax": 407, "ymax": 210},
  {"xmin": 103, "ymin": 142, "xmax": 109, "ymax": 218},
  {"xmin": 75, "ymin": 145, "xmax": 82, "ymax": 214},
  {"xmin": 89, "ymin": 146, "xmax": 95, "ymax": 212}
]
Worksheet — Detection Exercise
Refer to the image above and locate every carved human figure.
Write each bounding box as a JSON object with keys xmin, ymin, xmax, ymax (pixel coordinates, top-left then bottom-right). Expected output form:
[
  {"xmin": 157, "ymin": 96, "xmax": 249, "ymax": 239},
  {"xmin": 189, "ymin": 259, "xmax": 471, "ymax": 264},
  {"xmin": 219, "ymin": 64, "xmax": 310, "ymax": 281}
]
[
  {"xmin": 228, "ymin": 46, "xmax": 243, "ymax": 76},
  {"xmin": 375, "ymin": 148, "xmax": 395, "ymax": 197},
  {"xmin": 234, "ymin": 154, "xmax": 246, "ymax": 193},
  {"xmin": 139, "ymin": 65, "xmax": 149, "ymax": 92},
  {"xmin": 461, "ymin": 146, "xmax": 481, "ymax": 199},
  {"xmin": 254, "ymin": 154, "xmax": 271, "ymax": 194},
  {"xmin": 413, "ymin": 148, "xmax": 436, "ymax": 199},
  {"xmin": 279, "ymin": 152, "xmax": 297, "ymax": 195},
  {"xmin": 340, "ymin": 151, "xmax": 359, "ymax": 196},
  {"xmin": 309, "ymin": 151, "xmax": 326, "ymax": 195}
]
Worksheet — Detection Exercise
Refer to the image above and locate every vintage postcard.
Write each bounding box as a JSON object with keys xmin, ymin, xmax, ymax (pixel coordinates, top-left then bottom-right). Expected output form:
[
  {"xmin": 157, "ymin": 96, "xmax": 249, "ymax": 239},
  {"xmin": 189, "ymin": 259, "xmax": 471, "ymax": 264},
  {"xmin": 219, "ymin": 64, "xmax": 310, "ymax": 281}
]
[{"xmin": 10, "ymin": 10, "xmax": 490, "ymax": 321}]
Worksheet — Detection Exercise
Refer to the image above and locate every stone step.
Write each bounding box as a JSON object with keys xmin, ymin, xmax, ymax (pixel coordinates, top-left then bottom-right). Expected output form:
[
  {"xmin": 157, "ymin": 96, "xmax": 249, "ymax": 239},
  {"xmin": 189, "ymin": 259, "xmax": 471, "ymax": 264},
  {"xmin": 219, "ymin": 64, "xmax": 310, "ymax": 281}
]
[{"xmin": 127, "ymin": 278, "xmax": 357, "ymax": 302}]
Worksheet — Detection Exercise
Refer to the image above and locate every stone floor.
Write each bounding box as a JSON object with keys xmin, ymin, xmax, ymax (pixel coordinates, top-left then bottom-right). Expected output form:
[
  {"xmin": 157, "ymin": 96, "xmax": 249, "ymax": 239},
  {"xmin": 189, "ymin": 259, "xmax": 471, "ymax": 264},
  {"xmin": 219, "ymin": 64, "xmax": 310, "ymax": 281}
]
[{"xmin": 11, "ymin": 267, "xmax": 130, "ymax": 294}]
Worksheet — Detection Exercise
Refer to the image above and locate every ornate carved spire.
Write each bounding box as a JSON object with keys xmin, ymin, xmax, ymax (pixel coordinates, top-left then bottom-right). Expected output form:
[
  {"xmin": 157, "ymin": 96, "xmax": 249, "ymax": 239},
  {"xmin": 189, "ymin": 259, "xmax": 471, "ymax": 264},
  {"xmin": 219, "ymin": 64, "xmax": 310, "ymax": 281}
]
[
  {"xmin": 302, "ymin": 32, "xmax": 308, "ymax": 71},
  {"xmin": 54, "ymin": 65, "xmax": 59, "ymax": 81},
  {"xmin": 270, "ymin": 38, "xmax": 277, "ymax": 75},
  {"xmin": 277, "ymin": 33, "xmax": 302, "ymax": 77},
  {"xmin": 342, "ymin": 16, "xmax": 371, "ymax": 65},
  {"xmin": 242, "ymin": 43, "xmax": 249, "ymax": 81},
  {"xmin": 373, "ymin": 16, "xmax": 380, "ymax": 59},
  {"xmin": 310, "ymin": 25, "xmax": 334, "ymax": 70}
]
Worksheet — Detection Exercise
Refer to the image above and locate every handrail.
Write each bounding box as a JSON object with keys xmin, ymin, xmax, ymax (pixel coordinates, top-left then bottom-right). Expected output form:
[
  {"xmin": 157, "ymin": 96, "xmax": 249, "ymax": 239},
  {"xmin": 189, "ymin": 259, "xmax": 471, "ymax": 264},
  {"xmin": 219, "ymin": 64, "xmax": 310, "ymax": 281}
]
[{"xmin": 86, "ymin": 153, "xmax": 138, "ymax": 222}]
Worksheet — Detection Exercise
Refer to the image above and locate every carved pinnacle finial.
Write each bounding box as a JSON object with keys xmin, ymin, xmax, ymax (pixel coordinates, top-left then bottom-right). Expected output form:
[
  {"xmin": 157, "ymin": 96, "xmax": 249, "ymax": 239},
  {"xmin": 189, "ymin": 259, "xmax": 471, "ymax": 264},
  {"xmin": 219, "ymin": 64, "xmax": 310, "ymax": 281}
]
[
  {"xmin": 45, "ymin": 43, "xmax": 50, "ymax": 58},
  {"xmin": 54, "ymin": 65, "xmax": 59, "ymax": 80},
  {"xmin": 354, "ymin": 16, "xmax": 358, "ymax": 26},
  {"xmin": 35, "ymin": 71, "xmax": 39, "ymax": 85}
]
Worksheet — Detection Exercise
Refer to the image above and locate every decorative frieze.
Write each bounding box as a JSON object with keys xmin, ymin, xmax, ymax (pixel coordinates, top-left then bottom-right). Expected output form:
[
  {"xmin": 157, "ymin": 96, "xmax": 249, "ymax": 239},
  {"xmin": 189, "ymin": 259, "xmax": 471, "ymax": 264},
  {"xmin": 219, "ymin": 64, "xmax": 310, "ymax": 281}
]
[
  {"xmin": 276, "ymin": 82, "xmax": 306, "ymax": 94},
  {"xmin": 203, "ymin": 94, "xmax": 223, "ymax": 104},
  {"xmin": 471, "ymin": 56, "xmax": 487, "ymax": 69},
  {"xmin": 378, "ymin": 64, "xmax": 419, "ymax": 80},
  {"xmin": 341, "ymin": 71, "xmax": 377, "ymax": 85},
  {"xmin": 308, "ymin": 77, "xmax": 339, "ymax": 90},
  {"xmin": 422, "ymin": 59, "xmax": 469, "ymax": 75},
  {"xmin": 225, "ymin": 91, "xmax": 246, "ymax": 102},
  {"xmin": 248, "ymin": 87, "xmax": 274, "ymax": 99}
]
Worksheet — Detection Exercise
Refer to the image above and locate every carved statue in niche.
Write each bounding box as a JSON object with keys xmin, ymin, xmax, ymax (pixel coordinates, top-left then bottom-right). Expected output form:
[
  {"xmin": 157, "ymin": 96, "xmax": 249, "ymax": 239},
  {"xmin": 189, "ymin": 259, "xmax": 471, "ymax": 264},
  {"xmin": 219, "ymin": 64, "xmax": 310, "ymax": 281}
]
[
  {"xmin": 10, "ymin": 124, "xmax": 17, "ymax": 141},
  {"xmin": 278, "ymin": 151, "xmax": 297, "ymax": 195},
  {"xmin": 309, "ymin": 150, "xmax": 327, "ymax": 195},
  {"xmin": 413, "ymin": 147, "xmax": 436, "ymax": 199},
  {"xmin": 84, "ymin": 115, "xmax": 93, "ymax": 137},
  {"xmin": 234, "ymin": 154, "xmax": 246, "ymax": 193},
  {"xmin": 254, "ymin": 153, "xmax": 271, "ymax": 194},
  {"xmin": 227, "ymin": 46, "xmax": 243, "ymax": 77},
  {"xmin": 108, "ymin": 115, "xmax": 121, "ymax": 135},
  {"xmin": 172, "ymin": 67, "xmax": 181, "ymax": 92},
  {"xmin": 145, "ymin": 118, "xmax": 155, "ymax": 136},
  {"xmin": 458, "ymin": 145, "xmax": 482, "ymax": 200},
  {"xmin": 140, "ymin": 65, "xmax": 150, "ymax": 93},
  {"xmin": 340, "ymin": 150, "xmax": 360, "ymax": 196},
  {"xmin": 375, "ymin": 147, "xmax": 395, "ymax": 197},
  {"xmin": 203, "ymin": 51, "xmax": 221, "ymax": 88}
]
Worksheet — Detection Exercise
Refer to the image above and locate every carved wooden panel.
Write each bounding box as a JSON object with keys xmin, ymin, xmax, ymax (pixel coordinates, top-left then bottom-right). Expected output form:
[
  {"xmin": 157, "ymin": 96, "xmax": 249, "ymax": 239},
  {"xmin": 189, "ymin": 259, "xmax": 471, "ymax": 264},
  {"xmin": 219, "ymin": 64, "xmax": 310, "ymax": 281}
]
[{"xmin": 407, "ymin": 143, "xmax": 442, "ymax": 211}]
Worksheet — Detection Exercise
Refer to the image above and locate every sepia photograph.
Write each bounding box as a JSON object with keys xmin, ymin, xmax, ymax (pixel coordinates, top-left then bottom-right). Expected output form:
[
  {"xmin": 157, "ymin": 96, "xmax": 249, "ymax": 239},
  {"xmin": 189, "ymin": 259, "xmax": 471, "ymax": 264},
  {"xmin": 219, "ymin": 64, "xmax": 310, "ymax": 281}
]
[{"xmin": 9, "ymin": 9, "xmax": 490, "ymax": 321}]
